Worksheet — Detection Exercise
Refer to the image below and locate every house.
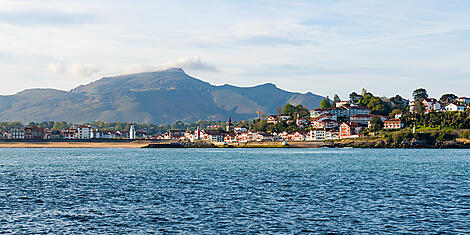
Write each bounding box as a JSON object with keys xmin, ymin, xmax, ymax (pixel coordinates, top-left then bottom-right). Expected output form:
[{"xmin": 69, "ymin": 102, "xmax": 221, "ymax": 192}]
[
  {"xmin": 445, "ymin": 103, "xmax": 467, "ymax": 112},
  {"xmin": 422, "ymin": 98, "xmax": 441, "ymax": 113},
  {"xmin": 267, "ymin": 115, "xmax": 279, "ymax": 124},
  {"xmin": 311, "ymin": 105, "xmax": 370, "ymax": 119},
  {"xmin": 326, "ymin": 130, "xmax": 339, "ymax": 140},
  {"xmin": 344, "ymin": 106, "xmax": 371, "ymax": 117},
  {"xmin": 44, "ymin": 130, "xmax": 61, "ymax": 139},
  {"xmin": 307, "ymin": 129, "xmax": 326, "ymax": 141},
  {"xmin": 313, "ymin": 113, "xmax": 337, "ymax": 121},
  {"xmin": 339, "ymin": 122, "xmax": 362, "ymax": 139},
  {"xmin": 24, "ymin": 126, "xmax": 44, "ymax": 139},
  {"xmin": 224, "ymin": 133, "xmax": 237, "ymax": 143},
  {"xmin": 236, "ymin": 132, "xmax": 254, "ymax": 143},
  {"xmin": 61, "ymin": 129, "xmax": 76, "ymax": 139},
  {"xmin": 311, "ymin": 119, "xmax": 339, "ymax": 129},
  {"xmin": 254, "ymin": 132, "xmax": 275, "ymax": 142},
  {"xmin": 285, "ymin": 131, "xmax": 307, "ymax": 141},
  {"xmin": 350, "ymin": 114, "xmax": 374, "ymax": 125},
  {"xmin": 335, "ymin": 101, "xmax": 350, "ymax": 107},
  {"xmin": 164, "ymin": 129, "xmax": 186, "ymax": 139},
  {"xmin": 384, "ymin": 119, "xmax": 404, "ymax": 130},
  {"xmin": 92, "ymin": 130, "xmax": 118, "ymax": 139},
  {"xmin": 310, "ymin": 109, "xmax": 330, "ymax": 118},
  {"xmin": 204, "ymin": 130, "xmax": 225, "ymax": 142},
  {"xmin": 457, "ymin": 97, "xmax": 470, "ymax": 105},
  {"xmin": 76, "ymin": 125, "xmax": 91, "ymax": 139}
]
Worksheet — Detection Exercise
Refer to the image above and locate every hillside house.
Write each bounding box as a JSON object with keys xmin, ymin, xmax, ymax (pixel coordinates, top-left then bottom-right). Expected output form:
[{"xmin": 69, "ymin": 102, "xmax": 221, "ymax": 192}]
[
  {"xmin": 339, "ymin": 122, "xmax": 362, "ymax": 139},
  {"xmin": 457, "ymin": 97, "xmax": 470, "ymax": 105},
  {"xmin": 311, "ymin": 119, "xmax": 339, "ymax": 129},
  {"xmin": 445, "ymin": 103, "xmax": 467, "ymax": 112},
  {"xmin": 267, "ymin": 115, "xmax": 279, "ymax": 124},
  {"xmin": 422, "ymin": 98, "xmax": 441, "ymax": 113},
  {"xmin": 384, "ymin": 119, "xmax": 404, "ymax": 130},
  {"xmin": 335, "ymin": 101, "xmax": 350, "ymax": 107}
]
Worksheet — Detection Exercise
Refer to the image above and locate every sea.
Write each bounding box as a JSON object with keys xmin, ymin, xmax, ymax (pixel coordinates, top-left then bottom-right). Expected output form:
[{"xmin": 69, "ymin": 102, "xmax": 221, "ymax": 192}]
[{"xmin": 0, "ymin": 148, "xmax": 469, "ymax": 233}]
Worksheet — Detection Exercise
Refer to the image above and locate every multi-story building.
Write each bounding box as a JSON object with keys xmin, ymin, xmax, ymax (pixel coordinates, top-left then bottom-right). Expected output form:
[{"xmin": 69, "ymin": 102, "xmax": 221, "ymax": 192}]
[
  {"xmin": 384, "ymin": 119, "xmax": 404, "ymax": 130},
  {"xmin": 339, "ymin": 122, "xmax": 362, "ymax": 139},
  {"xmin": 62, "ymin": 129, "xmax": 76, "ymax": 139},
  {"xmin": 10, "ymin": 128, "xmax": 25, "ymax": 139},
  {"xmin": 24, "ymin": 126, "xmax": 44, "ymax": 139},
  {"xmin": 76, "ymin": 125, "xmax": 91, "ymax": 139}
]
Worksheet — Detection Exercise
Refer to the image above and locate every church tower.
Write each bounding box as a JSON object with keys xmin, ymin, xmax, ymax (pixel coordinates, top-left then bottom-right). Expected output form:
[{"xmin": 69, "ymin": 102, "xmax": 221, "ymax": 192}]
[{"xmin": 226, "ymin": 117, "xmax": 233, "ymax": 132}]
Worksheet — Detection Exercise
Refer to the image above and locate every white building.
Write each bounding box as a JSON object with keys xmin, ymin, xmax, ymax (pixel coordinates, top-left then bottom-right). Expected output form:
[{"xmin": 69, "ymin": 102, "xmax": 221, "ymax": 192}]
[
  {"xmin": 76, "ymin": 125, "xmax": 91, "ymax": 139},
  {"xmin": 422, "ymin": 98, "xmax": 441, "ymax": 113},
  {"xmin": 92, "ymin": 130, "xmax": 117, "ymax": 139},
  {"xmin": 308, "ymin": 129, "xmax": 326, "ymax": 141},
  {"xmin": 445, "ymin": 103, "xmax": 467, "ymax": 112},
  {"xmin": 9, "ymin": 128, "xmax": 25, "ymax": 139}
]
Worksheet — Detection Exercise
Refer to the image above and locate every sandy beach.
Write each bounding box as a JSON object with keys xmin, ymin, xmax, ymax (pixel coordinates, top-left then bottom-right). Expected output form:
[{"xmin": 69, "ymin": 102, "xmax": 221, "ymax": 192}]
[{"xmin": 0, "ymin": 141, "xmax": 155, "ymax": 148}]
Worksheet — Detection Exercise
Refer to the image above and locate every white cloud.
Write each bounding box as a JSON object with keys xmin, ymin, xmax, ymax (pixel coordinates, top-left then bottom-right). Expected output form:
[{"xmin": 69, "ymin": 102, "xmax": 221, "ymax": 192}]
[
  {"xmin": 123, "ymin": 56, "xmax": 218, "ymax": 74},
  {"xmin": 46, "ymin": 62, "xmax": 63, "ymax": 73},
  {"xmin": 163, "ymin": 56, "xmax": 218, "ymax": 72},
  {"xmin": 46, "ymin": 62, "xmax": 101, "ymax": 77}
]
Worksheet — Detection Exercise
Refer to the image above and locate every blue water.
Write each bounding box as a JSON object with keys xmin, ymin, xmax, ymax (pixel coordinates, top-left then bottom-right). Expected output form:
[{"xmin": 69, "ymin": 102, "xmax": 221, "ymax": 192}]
[{"xmin": 0, "ymin": 148, "xmax": 469, "ymax": 233}]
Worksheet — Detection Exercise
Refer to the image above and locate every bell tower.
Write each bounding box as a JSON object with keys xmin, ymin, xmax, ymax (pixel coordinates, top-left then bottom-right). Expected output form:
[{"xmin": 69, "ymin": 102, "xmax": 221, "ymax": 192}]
[{"xmin": 226, "ymin": 117, "xmax": 233, "ymax": 132}]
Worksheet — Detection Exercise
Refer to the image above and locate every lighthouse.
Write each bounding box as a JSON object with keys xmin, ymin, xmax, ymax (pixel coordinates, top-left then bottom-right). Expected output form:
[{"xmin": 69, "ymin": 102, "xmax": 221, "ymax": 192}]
[{"xmin": 130, "ymin": 125, "xmax": 136, "ymax": 139}]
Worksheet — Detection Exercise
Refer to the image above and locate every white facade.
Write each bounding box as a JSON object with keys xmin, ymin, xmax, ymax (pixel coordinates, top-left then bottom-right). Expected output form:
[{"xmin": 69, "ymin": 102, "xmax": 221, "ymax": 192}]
[
  {"xmin": 10, "ymin": 128, "xmax": 25, "ymax": 139},
  {"xmin": 76, "ymin": 126, "xmax": 91, "ymax": 139},
  {"xmin": 130, "ymin": 125, "xmax": 136, "ymax": 139},
  {"xmin": 445, "ymin": 104, "xmax": 466, "ymax": 112}
]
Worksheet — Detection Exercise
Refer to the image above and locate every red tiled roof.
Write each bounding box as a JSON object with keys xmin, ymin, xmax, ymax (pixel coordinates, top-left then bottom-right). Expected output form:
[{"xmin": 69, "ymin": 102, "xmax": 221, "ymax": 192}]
[{"xmin": 342, "ymin": 122, "xmax": 359, "ymax": 128}]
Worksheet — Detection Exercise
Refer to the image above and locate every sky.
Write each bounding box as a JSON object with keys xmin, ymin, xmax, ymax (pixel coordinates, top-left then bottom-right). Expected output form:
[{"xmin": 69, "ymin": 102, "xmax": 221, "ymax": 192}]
[{"xmin": 1, "ymin": 0, "xmax": 470, "ymax": 100}]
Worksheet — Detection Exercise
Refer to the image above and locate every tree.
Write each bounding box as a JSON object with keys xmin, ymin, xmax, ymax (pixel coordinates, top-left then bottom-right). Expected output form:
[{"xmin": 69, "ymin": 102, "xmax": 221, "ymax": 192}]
[
  {"xmin": 439, "ymin": 94, "xmax": 458, "ymax": 106},
  {"xmin": 172, "ymin": 121, "xmax": 185, "ymax": 129},
  {"xmin": 320, "ymin": 99, "xmax": 331, "ymax": 109},
  {"xmin": 349, "ymin": 92, "xmax": 362, "ymax": 104},
  {"xmin": 367, "ymin": 97, "xmax": 390, "ymax": 115},
  {"xmin": 294, "ymin": 104, "xmax": 309, "ymax": 118},
  {"xmin": 413, "ymin": 88, "xmax": 428, "ymax": 101},
  {"xmin": 333, "ymin": 94, "xmax": 341, "ymax": 103},
  {"xmin": 369, "ymin": 116, "xmax": 384, "ymax": 132},
  {"xmin": 389, "ymin": 95, "xmax": 409, "ymax": 111},
  {"xmin": 282, "ymin": 104, "xmax": 296, "ymax": 116}
]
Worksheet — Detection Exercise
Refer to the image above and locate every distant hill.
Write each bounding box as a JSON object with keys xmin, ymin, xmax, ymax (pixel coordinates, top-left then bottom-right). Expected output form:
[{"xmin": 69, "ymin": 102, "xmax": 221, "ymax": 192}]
[{"xmin": 0, "ymin": 68, "xmax": 324, "ymax": 124}]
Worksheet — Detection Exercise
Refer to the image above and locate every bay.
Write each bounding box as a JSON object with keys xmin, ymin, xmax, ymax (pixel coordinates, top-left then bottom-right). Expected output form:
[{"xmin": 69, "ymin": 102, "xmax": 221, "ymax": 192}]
[{"xmin": 0, "ymin": 148, "xmax": 469, "ymax": 233}]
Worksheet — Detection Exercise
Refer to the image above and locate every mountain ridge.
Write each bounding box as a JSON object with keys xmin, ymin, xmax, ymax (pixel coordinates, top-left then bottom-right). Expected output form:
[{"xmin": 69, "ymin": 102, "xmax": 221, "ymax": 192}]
[{"xmin": 0, "ymin": 68, "xmax": 325, "ymax": 124}]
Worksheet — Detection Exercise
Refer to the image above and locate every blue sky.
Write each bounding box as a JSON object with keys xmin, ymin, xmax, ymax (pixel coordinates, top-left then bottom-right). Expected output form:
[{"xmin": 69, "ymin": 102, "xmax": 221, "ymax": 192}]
[{"xmin": 1, "ymin": 0, "xmax": 469, "ymax": 100}]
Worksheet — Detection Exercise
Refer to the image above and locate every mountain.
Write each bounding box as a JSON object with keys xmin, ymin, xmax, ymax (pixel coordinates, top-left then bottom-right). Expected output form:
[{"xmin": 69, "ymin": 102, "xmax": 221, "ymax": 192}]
[{"xmin": 0, "ymin": 68, "xmax": 325, "ymax": 124}]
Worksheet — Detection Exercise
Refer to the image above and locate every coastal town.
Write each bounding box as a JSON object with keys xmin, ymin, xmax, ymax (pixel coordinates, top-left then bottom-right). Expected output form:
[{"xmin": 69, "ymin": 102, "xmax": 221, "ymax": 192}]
[{"xmin": 1, "ymin": 89, "xmax": 469, "ymax": 145}]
